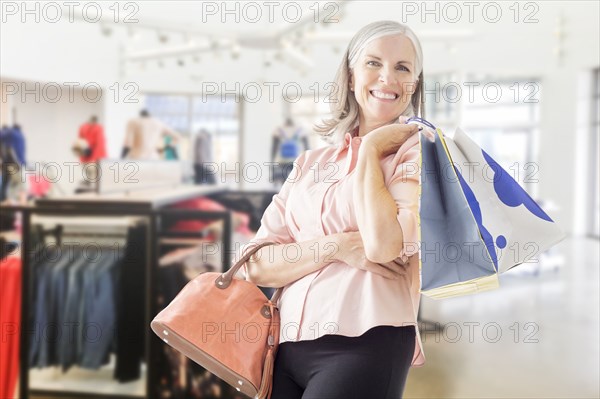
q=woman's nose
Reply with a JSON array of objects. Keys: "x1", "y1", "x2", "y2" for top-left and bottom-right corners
[{"x1": 378, "y1": 68, "x2": 396, "y2": 84}]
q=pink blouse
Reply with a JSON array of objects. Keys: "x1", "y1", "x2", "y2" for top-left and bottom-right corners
[{"x1": 241, "y1": 127, "x2": 425, "y2": 367}]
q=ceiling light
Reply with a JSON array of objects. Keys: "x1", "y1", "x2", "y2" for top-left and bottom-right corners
[
  {"x1": 184, "y1": 34, "x2": 196, "y2": 46},
  {"x1": 101, "y1": 25, "x2": 112, "y2": 37},
  {"x1": 158, "y1": 32, "x2": 169, "y2": 43},
  {"x1": 231, "y1": 44, "x2": 241, "y2": 59},
  {"x1": 128, "y1": 27, "x2": 140, "y2": 40}
]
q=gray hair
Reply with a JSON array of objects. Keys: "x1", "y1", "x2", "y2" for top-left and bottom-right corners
[{"x1": 315, "y1": 20, "x2": 425, "y2": 145}]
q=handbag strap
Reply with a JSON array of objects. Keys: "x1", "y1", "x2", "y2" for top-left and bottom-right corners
[{"x1": 214, "y1": 241, "x2": 283, "y2": 304}]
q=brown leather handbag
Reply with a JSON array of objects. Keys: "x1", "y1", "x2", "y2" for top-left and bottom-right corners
[{"x1": 151, "y1": 241, "x2": 282, "y2": 399}]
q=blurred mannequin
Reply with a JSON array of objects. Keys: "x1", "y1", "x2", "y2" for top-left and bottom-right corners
[
  {"x1": 122, "y1": 109, "x2": 181, "y2": 160},
  {"x1": 7, "y1": 124, "x2": 26, "y2": 166},
  {"x1": 193, "y1": 129, "x2": 216, "y2": 184},
  {"x1": 270, "y1": 117, "x2": 309, "y2": 185},
  {"x1": 72, "y1": 116, "x2": 106, "y2": 193},
  {"x1": 74, "y1": 115, "x2": 106, "y2": 163},
  {"x1": 271, "y1": 117, "x2": 309, "y2": 163},
  {"x1": 0, "y1": 124, "x2": 27, "y2": 203},
  {"x1": 162, "y1": 136, "x2": 179, "y2": 160}
]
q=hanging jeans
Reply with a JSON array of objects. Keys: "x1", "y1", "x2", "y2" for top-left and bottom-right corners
[{"x1": 271, "y1": 325, "x2": 416, "y2": 399}]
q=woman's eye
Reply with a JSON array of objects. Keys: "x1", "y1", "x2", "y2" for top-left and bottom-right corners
[
  {"x1": 367, "y1": 60, "x2": 380, "y2": 66},
  {"x1": 398, "y1": 65, "x2": 410, "y2": 72}
]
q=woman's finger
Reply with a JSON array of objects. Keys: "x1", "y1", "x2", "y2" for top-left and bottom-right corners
[
  {"x1": 392, "y1": 257, "x2": 409, "y2": 267},
  {"x1": 421, "y1": 127, "x2": 436, "y2": 143},
  {"x1": 376, "y1": 260, "x2": 407, "y2": 277},
  {"x1": 384, "y1": 260, "x2": 408, "y2": 274},
  {"x1": 365, "y1": 261, "x2": 403, "y2": 280}
]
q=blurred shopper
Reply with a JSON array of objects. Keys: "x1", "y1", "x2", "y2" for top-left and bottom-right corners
[
  {"x1": 122, "y1": 109, "x2": 181, "y2": 160},
  {"x1": 193, "y1": 128, "x2": 216, "y2": 184}
]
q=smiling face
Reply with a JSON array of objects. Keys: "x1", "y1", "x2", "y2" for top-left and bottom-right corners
[{"x1": 349, "y1": 34, "x2": 417, "y2": 133}]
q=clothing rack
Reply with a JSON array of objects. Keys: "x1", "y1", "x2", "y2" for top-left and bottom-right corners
[{"x1": 7, "y1": 186, "x2": 245, "y2": 399}]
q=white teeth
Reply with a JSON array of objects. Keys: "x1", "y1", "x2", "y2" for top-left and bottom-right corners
[{"x1": 371, "y1": 90, "x2": 397, "y2": 100}]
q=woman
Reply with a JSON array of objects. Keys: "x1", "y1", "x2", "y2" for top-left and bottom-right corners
[{"x1": 242, "y1": 20, "x2": 434, "y2": 398}]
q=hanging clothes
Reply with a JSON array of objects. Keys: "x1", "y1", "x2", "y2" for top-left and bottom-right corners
[
  {"x1": 0, "y1": 256, "x2": 21, "y2": 399},
  {"x1": 114, "y1": 224, "x2": 147, "y2": 382},
  {"x1": 28, "y1": 246, "x2": 123, "y2": 372}
]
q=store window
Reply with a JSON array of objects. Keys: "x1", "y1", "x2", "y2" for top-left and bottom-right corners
[
  {"x1": 191, "y1": 94, "x2": 240, "y2": 173},
  {"x1": 460, "y1": 76, "x2": 542, "y2": 195},
  {"x1": 424, "y1": 72, "x2": 460, "y2": 133},
  {"x1": 144, "y1": 95, "x2": 190, "y2": 133},
  {"x1": 144, "y1": 93, "x2": 241, "y2": 186}
]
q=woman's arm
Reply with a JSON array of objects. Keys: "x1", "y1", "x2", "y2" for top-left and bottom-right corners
[
  {"x1": 353, "y1": 145, "x2": 404, "y2": 264},
  {"x1": 245, "y1": 233, "x2": 343, "y2": 288},
  {"x1": 353, "y1": 122, "x2": 421, "y2": 264},
  {"x1": 247, "y1": 230, "x2": 410, "y2": 287}
]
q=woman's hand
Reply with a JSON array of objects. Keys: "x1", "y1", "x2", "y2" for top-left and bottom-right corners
[
  {"x1": 361, "y1": 116, "x2": 436, "y2": 158},
  {"x1": 331, "y1": 231, "x2": 409, "y2": 279}
]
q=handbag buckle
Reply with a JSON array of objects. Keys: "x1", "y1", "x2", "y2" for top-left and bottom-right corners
[
  {"x1": 215, "y1": 274, "x2": 230, "y2": 289},
  {"x1": 261, "y1": 305, "x2": 272, "y2": 319}
]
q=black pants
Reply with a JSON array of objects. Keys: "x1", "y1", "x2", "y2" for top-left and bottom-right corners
[{"x1": 271, "y1": 325, "x2": 416, "y2": 399}]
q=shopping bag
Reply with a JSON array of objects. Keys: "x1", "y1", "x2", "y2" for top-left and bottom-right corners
[
  {"x1": 418, "y1": 125, "x2": 499, "y2": 299},
  {"x1": 443, "y1": 127, "x2": 567, "y2": 274},
  {"x1": 413, "y1": 118, "x2": 566, "y2": 299}
]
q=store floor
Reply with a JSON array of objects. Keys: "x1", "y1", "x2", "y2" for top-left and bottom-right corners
[{"x1": 405, "y1": 237, "x2": 600, "y2": 399}]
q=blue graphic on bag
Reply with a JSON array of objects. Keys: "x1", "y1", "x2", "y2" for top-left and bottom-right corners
[
  {"x1": 279, "y1": 128, "x2": 302, "y2": 159},
  {"x1": 456, "y1": 170, "x2": 501, "y2": 271},
  {"x1": 481, "y1": 150, "x2": 553, "y2": 222},
  {"x1": 454, "y1": 148, "x2": 556, "y2": 271}
]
